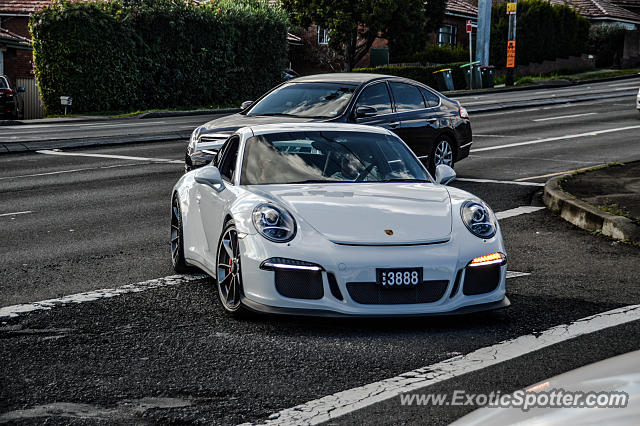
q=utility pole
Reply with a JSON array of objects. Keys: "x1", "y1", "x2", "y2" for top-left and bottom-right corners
[
  {"x1": 475, "y1": 0, "x2": 492, "y2": 66},
  {"x1": 505, "y1": 0, "x2": 517, "y2": 86}
]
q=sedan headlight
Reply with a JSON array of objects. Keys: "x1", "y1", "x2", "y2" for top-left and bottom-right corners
[
  {"x1": 188, "y1": 126, "x2": 202, "y2": 153},
  {"x1": 252, "y1": 203, "x2": 297, "y2": 243},
  {"x1": 461, "y1": 200, "x2": 497, "y2": 239}
]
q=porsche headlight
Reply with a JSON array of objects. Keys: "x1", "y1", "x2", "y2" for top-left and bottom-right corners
[
  {"x1": 252, "y1": 204, "x2": 297, "y2": 243},
  {"x1": 461, "y1": 200, "x2": 497, "y2": 239}
]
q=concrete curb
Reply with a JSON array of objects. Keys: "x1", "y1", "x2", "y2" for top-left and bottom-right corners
[{"x1": 543, "y1": 175, "x2": 640, "y2": 244}]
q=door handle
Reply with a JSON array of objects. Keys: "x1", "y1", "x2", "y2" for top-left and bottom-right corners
[{"x1": 389, "y1": 121, "x2": 400, "y2": 128}]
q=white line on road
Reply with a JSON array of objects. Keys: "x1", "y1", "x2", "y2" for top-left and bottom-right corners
[
  {"x1": 471, "y1": 125, "x2": 640, "y2": 153},
  {"x1": 496, "y1": 206, "x2": 545, "y2": 220},
  {"x1": 456, "y1": 177, "x2": 545, "y2": 187},
  {"x1": 1, "y1": 121, "x2": 167, "y2": 130},
  {"x1": 0, "y1": 210, "x2": 32, "y2": 217},
  {"x1": 0, "y1": 274, "x2": 207, "y2": 320},
  {"x1": 36, "y1": 149, "x2": 183, "y2": 164},
  {"x1": 472, "y1": 134, "x2": 515, "y2": 138},
  {"x1": 533, "y1": 112, "x2": 597, "y2": 122},
  {"x1": 251, "y1": 304, "x2": 640, "y2": 426},
  {"x1": 608, "y1": 80, "x2": 640, "y2": 87},
  {"x1": 0, "y1": 163, "x2": 140, "y2": 181},
  {"x1": 0, "y1": 269, "x2": 531, "y2": 320}
]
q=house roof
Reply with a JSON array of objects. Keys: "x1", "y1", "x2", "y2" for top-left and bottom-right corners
[
  {"x1": 445, "y1": 0, "x2": 478, "y2": 18},
  {"x1": 0, "y1": 1, "x2": 51, "y2": 14},
  {"x1": 551, "y1": 0, "x2": 640, "y2": 23},
  {"x1": 0, "y1": 27, "x2": 32, "y2": 48}
]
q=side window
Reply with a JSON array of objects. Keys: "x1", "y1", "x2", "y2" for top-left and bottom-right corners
[
  {"x1": 389, "y1": 82, "x2": 426, "y2": 112},
  {"x1": 420, "y1": 87, "x2": 440, "y2": 108},
  {"x1": 219, "y1": 136, "x2": 240, "y2": 183},
  {"x1": 355, "y1": 83, "x2": 393, "y2": 116}
]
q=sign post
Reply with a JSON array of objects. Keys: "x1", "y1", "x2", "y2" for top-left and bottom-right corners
[
  {"x1": 467, "y1": 20, "x2": 473, "y2": 89},
  {"x1": 505, "y1": 0, "x2": 517, "y2": 86}
]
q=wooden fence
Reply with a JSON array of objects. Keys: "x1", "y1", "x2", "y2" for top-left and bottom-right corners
[{"x1": 16, "y1": 77, "x2": 44, "y2": 119}]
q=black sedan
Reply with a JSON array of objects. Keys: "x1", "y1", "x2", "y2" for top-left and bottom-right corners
[
  {"x1": 0, "y1": 75, "x2": 25, "y2": 120},
  {"x1": 186, "y1": 73, "x2": 472, "y2": 173}
]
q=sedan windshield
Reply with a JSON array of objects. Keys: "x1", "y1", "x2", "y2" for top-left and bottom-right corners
[
  {"x1": 241, "y1": 131, "x2": 430, "y2": 185},
  {"x1": 247, "y1": 83, "x2": 356, "y2": 118}
]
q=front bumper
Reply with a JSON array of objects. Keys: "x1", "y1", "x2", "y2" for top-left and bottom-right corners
[{"x1": 237, "y1": 231, "x2": 507, "y2": 317}]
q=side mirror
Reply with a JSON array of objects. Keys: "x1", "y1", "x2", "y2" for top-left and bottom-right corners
[
  {"x1": 17, "y1": 87, "x2": 25, "y2": 93},
  {"x1": 194, "y1": 165, "x2": 225, "y2": 192},
  {"x1": 240, "y1": 100, "x2": 253, "y2": 110},
  {"x1": 355, "y1": 105, "x2": 377, "y2": 118},
  {"x1": 435, "y1": 164, "x2": 456, "y2": 185}
]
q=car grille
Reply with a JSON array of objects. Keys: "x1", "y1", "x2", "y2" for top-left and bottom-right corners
[
  {"x1": 462, "y1": 265, "x2": 501, "y2": 295},
  {"x1": 346, "y1": 281, "x2": 448, "y2": 305},
  {"x1": 274, "y1": 269, "x2": 324, "y2": 299}
]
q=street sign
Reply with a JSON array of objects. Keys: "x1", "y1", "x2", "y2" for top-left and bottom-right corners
[
  {"x1": 507, "y1": 2, "x2": 517, "y2": 15},
  {"x1": 506, "y1": 40, "x2": 516, "y2": 68},
  {"x1": 466, "y1": 20, "x2": 472, "y2": 34}
]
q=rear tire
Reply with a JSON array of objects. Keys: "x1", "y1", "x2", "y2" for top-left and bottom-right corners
[
  {"x1": 429, "y1": 137, "x2": 455, "y2": 175},
  {"x1": 170, "y1": 196, "x2": 190, "y2": 273}
]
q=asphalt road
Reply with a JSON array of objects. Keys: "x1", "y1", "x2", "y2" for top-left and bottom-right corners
[{"x1": 1, "y1": 83, "x2": 639, "y2": 424}]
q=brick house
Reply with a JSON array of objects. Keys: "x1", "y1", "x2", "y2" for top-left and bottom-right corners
[
  {"x1": 432, "y1": 0, "x2": 478, "y2": 50},
  {"x1": 0, "y1": 0, "x2": 49, "y2": 118}
]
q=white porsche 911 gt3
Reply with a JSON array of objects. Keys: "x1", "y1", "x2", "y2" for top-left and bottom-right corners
[{"x1": 171, "y1": 123, "x2": 509, "y2": 316}]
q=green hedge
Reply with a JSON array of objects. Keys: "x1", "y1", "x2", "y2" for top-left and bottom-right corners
[
  {"x1": 588, "y1": 25, "x2": 626, "y2": 67},
  {"x1": 490, "y1": 0, "x2": 589, "y2": 67},
  {"x1": 404, "y1": 45, "x2": 470, "y2": 65},
  {"x1": 352, "y1": 63, "x2": 467, "y2": 92},
  {"x1": 30, "y1": 0, "x2": 288, "y2": 114}
]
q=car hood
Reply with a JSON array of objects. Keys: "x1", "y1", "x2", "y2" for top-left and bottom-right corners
[
  {"x1": 249, "y1": 183, "x2": 452, "y2": 245},
  {"x1": 202, "y1": 113, "x2": 323, "y2": 132}
]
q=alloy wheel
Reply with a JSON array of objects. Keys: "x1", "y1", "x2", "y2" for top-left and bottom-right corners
[
  {"x1": 216, "y1": 226, "x2": 243, "y2": 311},
  {"x1": 433, "y1": 139, "x2": 454, "y2": 167}
]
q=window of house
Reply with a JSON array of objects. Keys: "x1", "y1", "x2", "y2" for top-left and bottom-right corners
[
  {"x1": 317, "y1": 26, "x2": 329, "y2": 45},
  {"x1": 437, "y1": 24, "x2": 457, "y2": 47}
]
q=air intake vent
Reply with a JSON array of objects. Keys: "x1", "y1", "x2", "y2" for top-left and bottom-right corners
[
  {"x1": 463, "y1": 264, "x2": 500, "y2": 295},
  {"x1": 346, "y1": 281, "x2": 448, "y2": 305},
  {"x1": 275, "y1": 270, "x2": 324, "y2": 300}
]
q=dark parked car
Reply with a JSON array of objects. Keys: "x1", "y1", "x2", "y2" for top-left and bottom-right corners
[
  {"x1": 186, "y1": 73, "x2": 472, "y2": 173},
  {"x1": 0, "y1": 75, "x2": 25, "y2": 119}
]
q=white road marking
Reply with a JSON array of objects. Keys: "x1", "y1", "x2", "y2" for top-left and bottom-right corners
[
  {"x1": 456, "y1": 177, "x2": 544, "y2": 187},
  {"x1": 0, "y1": 271, "x2": 531, "y2": 320},
  {"x1": 514, "y1": 163, "x2": 607, "y2": 181},
  {"x1": 608, "y1": 81, "x2": 640, "y2": 87},
  {"x1": 533, "y1": 112, "x2": 597, "y2": 122},
  {"x1": 471, "y1": 125, "x2": 640, "y2": 153},
  {"x1": 36, "y1": 149, "x2": 183, "y2": 164},
  {"x1": 1, "y1": 121, "x2": 167, "y2": 130},
  {"x1": 472, "y1": 134, "x2": 515, "y2": 138},
  {"x1": 0, "y1": 163, "x2": 139, "y2": 180},
  {"x1": 0, "y1": 274, "x2": 207, "y2": 320},
  {"x1": 496, "y1": 206, "x2": 545, "y2": 220},
  {"x1": 0, "y1": 210, "x2": 32, "y2": 217},
  {"x1": 252, "y1": 304, "x2": 640, "y2": 426},
  {"x1": 613, "y1": 86, "x2": 639, "y2": 91}
]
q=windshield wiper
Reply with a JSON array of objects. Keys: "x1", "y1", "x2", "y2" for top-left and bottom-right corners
[
  {"x1": 288, "y1": 179, "x2": 339, "y2": 184},
  {"x1": 379, "y1": 178, "x2": 430, "y2": 183}
]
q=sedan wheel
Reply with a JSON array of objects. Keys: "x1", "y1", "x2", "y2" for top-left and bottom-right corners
[
  {"x1": 170, "y1": 196, "x2": 190, "y2": 273},
  {"x1": 430, "y1": 138, "x2": 454, "y2": 173},
  {"x1": 216, "y1": 222, "x2": 245, "y2": 313}
]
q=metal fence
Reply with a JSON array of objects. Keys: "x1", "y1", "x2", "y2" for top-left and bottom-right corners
[{"x1": 16, "y1": 77, "x2": 44, "y2": 119}]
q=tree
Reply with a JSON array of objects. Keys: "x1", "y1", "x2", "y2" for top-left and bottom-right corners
[{"x1": 280, "y1": 0, "x2": 446, "y2": 71}]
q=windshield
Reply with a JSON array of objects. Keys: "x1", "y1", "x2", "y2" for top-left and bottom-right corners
[
  {"x1": 240, "y1": 131, "x2": 430, "y2": 185},
  {"x1": 247, "y1": 83, "x2": 356, "y2": 118}
]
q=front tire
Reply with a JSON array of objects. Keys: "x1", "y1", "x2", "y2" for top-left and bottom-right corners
[
  {"x1": 429, "y1": 137, "x2": 455, "y2": 175},
  {"x1": 216, "y1": 221, "x2": 248, "y2": 315}
]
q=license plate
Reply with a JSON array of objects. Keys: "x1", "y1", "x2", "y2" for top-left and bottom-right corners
[{"x1": 377, "y1": 268, "x2": 422, "y2": 287}]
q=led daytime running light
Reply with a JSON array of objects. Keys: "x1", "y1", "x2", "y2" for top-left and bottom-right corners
[{"x1": 469, "y1": 252, "x2": 504, "y2": 267}]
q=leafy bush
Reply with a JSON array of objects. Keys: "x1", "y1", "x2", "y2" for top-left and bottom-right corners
[
  {"x1": 490, "y1": 0, "x2": 589, "y2": 67},
  {"x1": 30, "y1": 0, "x2": 288, "y2": 114},
  {"x1": 353, "y1": 63, "x2": 467, "y2": 91},
  {"x1": 588, "y1": 25, "x2": 627, "y2": 67},
  {"x1": 404, "y1": 45, "x2": 470, "y2": 65}
]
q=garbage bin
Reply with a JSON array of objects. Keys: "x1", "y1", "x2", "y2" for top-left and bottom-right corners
[
  {"x1": 432, "y1": 68, "x2": 454, "y2": 92},
  {"x1": 480, "y1": 65, "x2": 495, "y2": 88},
  {"x1": 460, "y1": 62, "x2": 481, "y2": 90}
]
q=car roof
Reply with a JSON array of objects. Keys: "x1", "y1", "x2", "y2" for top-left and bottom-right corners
[
  {"x1": 289, "y1": 73, "x2": 393, "y2": 85},
  {"x1": 238, "y1": 122, "x2": 394, "y2": 137}
]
